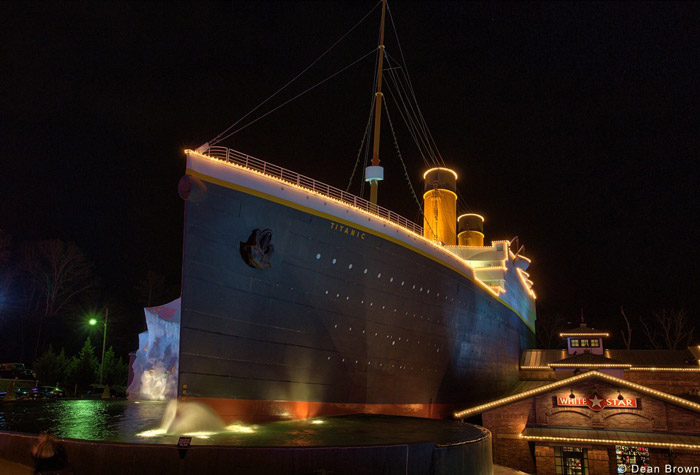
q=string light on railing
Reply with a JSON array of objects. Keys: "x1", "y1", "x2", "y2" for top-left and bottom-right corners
[{"x1": 186, "y1": 147, "x2": 535, "y2": 329}]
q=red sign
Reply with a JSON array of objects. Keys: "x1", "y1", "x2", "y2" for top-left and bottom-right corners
[{"x1": 554, "y1": 392, "x2": 640, "y2": 411}]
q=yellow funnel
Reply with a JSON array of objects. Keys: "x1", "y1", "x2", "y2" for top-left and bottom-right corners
[{"x1": 423, "y1": 168, "x2": 457, "y2": 245}]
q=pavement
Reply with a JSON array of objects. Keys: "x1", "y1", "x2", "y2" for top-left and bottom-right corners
[
  {"x1": 0, "y1": 457, "x2": 530, "y2": 474},
  {"x1": 0, "y1": 458, "x2": 32, "y2": 475},
  {"x1": 493, "y1": 464, "x2": 532, "y2": 475}
]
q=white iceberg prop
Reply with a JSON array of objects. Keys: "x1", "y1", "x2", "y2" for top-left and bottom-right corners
[{"x1": 127, "y1": 298, "x2": 180, "y2": 400}]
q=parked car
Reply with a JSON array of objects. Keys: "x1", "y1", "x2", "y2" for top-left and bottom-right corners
[
  {"x1": 32, "y1": 386, "x2": 66, "y2": 399},
  {"x1": 0, "y1": 362, "x2": 34, "y2": 380},
  {"x1": 0, "y1": 387, "x2": 33, "y2": 400}
]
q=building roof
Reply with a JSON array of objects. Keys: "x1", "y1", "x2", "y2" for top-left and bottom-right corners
[
  {"x1": 453, "y1": 370, "x2": 700, "y2": 419},
  {"x1": 559, "y1": 324, "x2": 609, "y2": 337},
  {"x1": 521, "y1": 348, "x2": 699, "y2": 370},
  {"x1": 548, "y1": 352, "x2": 630, "y2": 368},
  {"x1": 520, "y1": 349, "x2": 566, "y2": 368},
  {"x1": 521, "y1": 426, "x2": 700, "y2": 450},
  {"x1": 607, "y1": 349, "x2": 698, "y2": 367},
  {"x1": 498, "y1": 380, "x2": 553, "y2": 398}
]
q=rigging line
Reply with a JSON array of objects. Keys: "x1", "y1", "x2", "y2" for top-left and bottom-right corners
[
  {"x1": 382, "y1": 53, "x2": 440, "y2": 167},
  {"x1": 384, "y1": 75, "x2": 433, "y2": 166},
  {"x1": 383, "y1": 76, "x2": 430, "y2": 168},
  {"x1": 383, "y1": 64, "x2": 434, "y2": 167},
  {"x1": 381, "y1": 55, "x2": 429, "y2": 163},
  {"x1": 214, "y1": 49, "x2": 377, "y2": 144},
  {"x1": 382, "y1": 96, "x2": 426, "y2": 225},
  {"x1": 384, "y1": 52, "x2": 442, "y2": 167},
  {"x1": 385, "y1": 6, "x2": 443, "y2": 166},
  {"x1": 208, "y1": 0, "x2": 382, "y2": 146},
  {"x1": 346, "y1": 95, "x2": 377, "y2": 193},
  {"x1": 386, "y1": 5, "x2": 446, "y2": 165},
  {"x1": 383, "y1": 48, "x2": 467, "y2": 213}
]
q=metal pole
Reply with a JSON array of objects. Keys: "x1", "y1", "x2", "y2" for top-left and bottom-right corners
[
  {"x1": 369, "y1": 0, "x2": 388, "y2": 206},
  {"x1": 99, "y1": 307, "x2": 108, "y2": 385}
]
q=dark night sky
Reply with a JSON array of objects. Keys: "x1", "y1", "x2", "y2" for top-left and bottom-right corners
[{"x1": 2, "y1": 1, "x2": 699, "y2": 338}]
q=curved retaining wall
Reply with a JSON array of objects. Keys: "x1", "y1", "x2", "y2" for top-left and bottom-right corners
[{"x1": 0, "y1": 427, "x2": 493, "y2": 475}]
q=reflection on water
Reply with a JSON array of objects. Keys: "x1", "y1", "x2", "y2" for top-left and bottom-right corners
[
  {"x1": 0, "y1": 400, "x2": 478, "y2": 446},
  {"x1": 0, "y1": 400, "x2": 166, "y2": 443}
]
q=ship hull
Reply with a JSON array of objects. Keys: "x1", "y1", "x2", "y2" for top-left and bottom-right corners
[{"x1": 179, "y1": 159, "x2": 535, "y2": 422}]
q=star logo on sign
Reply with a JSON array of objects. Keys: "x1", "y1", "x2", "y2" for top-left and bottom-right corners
[
  {"x1": 586, "y1": 392, "x2": 607, "y2": 411},
  {"x1": 589, "y1": 395, "x2": 603, "y2": 408}
]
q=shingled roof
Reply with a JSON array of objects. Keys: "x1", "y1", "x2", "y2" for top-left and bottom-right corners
[
  {"x1": 548, "y1": 352, "x2": 630, "y2": 368},
  {"x1": 521, "y1": 348, "x2": 698, "y2": 369}
]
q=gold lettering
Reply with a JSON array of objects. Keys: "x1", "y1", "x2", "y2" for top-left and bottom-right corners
[{"x1": 329, "y1": 221, "x2": 367, "y2": 240}]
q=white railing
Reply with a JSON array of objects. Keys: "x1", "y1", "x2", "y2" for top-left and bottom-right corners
[{"x1": 203, "y1": 146, "x2": 424, "y2": 236}]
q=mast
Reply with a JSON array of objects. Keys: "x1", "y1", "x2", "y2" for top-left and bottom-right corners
[{"x1": 366, "y1": 0, "x2": 387, "y2": 206}]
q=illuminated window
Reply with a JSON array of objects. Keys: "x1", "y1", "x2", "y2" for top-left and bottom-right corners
[
  {"x1": 590, "y1": 339, "x2": 600, "y2": 348},
  {"x1": 554, "y1": 446, "x2": 588, "y2": 475},
  {"x1": 616, "y1": 446, "x2": 649, "y2": 474},
  {"x1": 580, "y1": 339, "x2": 589, "y2": 347},
  {"x1": 571, "y1": 339, "x2": 580, "y2": 348}
]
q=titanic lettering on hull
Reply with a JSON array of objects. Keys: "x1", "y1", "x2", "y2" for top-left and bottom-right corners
[{"x1": 329, "y1": 221, "x2": 366, "y2": 240}]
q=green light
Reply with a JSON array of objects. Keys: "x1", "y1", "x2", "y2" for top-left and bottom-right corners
[{"x1": 89, "y1": 318, "x2": 97, "y2": 326}]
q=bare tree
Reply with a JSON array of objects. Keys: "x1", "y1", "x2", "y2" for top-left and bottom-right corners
[
  {"x1": 135, "y1": 270, "x2": 177, "y2": 307},
  {"x1": 640, "y1": 308, "x2": 695, "y2": 350},
  {"x1": 536, "y1": 311, "x2": 566, "y2": 349},
  {"x1": 23, "y1": 240, "x2": 96, "y2": 359},
  {"x1": 619, "y1": 306, "x2": 633, "y2": 350}
]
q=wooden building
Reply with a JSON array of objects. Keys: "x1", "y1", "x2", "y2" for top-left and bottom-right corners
[{"x1": 455, "y1": 324, "x2": 700, "y2": 474}]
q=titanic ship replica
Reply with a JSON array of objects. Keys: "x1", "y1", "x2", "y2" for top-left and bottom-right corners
[{"x1": 175, "y1": 0, "x2": 536, "y2": 422}]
